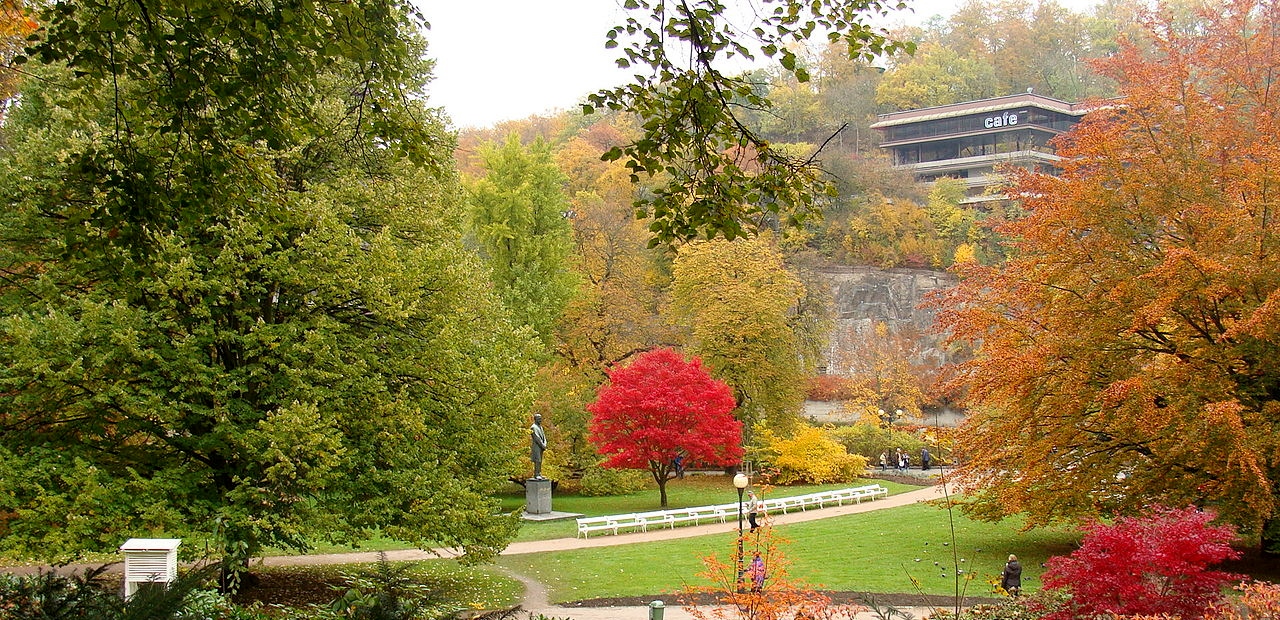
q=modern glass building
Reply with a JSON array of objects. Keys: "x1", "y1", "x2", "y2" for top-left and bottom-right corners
[{"x1": 871, "y1": 93, "x2": 1090, "y2": 204}]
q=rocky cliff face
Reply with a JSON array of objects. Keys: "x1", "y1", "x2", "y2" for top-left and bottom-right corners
[
  {"x1": 807, "y1": 266, "x2": 963, "y2": 425},
  {"x1": 816, "y1": 266, "x2": 957, "y2": 372}
]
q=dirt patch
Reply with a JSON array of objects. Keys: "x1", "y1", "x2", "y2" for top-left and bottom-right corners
[{"x1": 232, "y1": 567, "x2": 347, "y2": 609}]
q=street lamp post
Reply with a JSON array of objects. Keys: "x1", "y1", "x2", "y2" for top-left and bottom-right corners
[{"x1": 733, "y1": 472, "x2": 749, "y2": 592}]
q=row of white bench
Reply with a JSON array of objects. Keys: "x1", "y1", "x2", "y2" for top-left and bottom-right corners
[{"x1": 575, "y1": 484, "x2": 889, "y2": 538}]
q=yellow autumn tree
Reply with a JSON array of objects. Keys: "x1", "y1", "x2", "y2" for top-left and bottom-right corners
[
  {"x1": 1, "y1": 0, "x2": 36, "y2": 122},
  {"x1": 541, "y1": 123, "x2": 676, "y2": 472},
  {"x1": 669, "y1": 234, "x2": 815, "y2": 432}
]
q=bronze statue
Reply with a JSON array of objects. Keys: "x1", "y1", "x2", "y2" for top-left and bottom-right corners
[{"x1": 530, "y1": 414, "x2": 547, "y2": 480}]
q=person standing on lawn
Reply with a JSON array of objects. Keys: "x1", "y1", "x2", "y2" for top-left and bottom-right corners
[{"x1": 1001, "y1": 554, "x2": 1023, "y2": 597}]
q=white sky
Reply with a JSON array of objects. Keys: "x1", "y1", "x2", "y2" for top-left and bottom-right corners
[{"x1": 418, "y1": 0, "x2": 1099, "y2": 129}]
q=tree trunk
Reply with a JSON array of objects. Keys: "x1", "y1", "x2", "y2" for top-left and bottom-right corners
[
  {"x1": 1261, "y1": 517, "x2": 1280, "y2": 558},
  {"x1": 651, "y1": 461, "x2": 671, "y2": 507}
]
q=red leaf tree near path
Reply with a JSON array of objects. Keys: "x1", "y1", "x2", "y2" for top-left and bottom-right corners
[
  {"x1": 588, "y1": 348, "x2": 744, "y2": 507},
  {"x1": 1041, "y1": 506, "x2": 1242, "y2": 620}
]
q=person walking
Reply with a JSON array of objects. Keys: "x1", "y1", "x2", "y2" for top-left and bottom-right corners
[
  {"x1": 747, "y1": 491, "x2": 765, "y2": 531},
  {"x1": 921, "y1": 447, "x2": 932, "y2": 471},
  {"x1": 1001, "y1": 554, "x2": 1023, "y2": 598},
  {"x1": 879, "y1": 452, "x2": 888, "y2": 472}
]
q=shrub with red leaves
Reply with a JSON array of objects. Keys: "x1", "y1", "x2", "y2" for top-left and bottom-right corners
[{"x1": 1042, "y1": 506, "x2": 1242, "y2": 620}]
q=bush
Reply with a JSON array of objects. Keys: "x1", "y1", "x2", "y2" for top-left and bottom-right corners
[
  {"x1": 755, "y1": 426, "x2": 867, "y2": 485},
  {"x1": 930, "y1": 599, "x2": 1045, "y2": 620},
  {"x1": 1041, "y1": 505, "x2": 1242, "y2": 620},
  {"x1": 0, "y1": 564, "x2": 226, "y2": 620},
  {"x1": 577, "y1": 466, "x2": 648, "y2": 497}
]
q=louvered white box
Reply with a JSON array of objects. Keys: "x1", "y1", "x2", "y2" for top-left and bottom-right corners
[{"x1": 119, "y1": 538, "x2": 180, "y2": 598}]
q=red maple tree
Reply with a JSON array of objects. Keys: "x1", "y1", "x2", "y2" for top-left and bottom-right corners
[
  {"x1": 587, "y1": 348, "x2": 743, "y2": 506},
  {"x1": 1041, "y1": 506, "x2": 1242, "y2": 620}
]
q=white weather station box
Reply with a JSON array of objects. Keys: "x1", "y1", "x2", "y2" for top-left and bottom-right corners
[{"x1": 118, "y1": 538, "x2": 181, "y2": 598}]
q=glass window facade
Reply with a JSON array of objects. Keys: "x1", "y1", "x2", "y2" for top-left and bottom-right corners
[
  {"x1": 880, "y1": 108, "x2": 1081, "y2": 143},
  {"x1": 889, "y1": 128, "x2": 1060, "y2": 166}
]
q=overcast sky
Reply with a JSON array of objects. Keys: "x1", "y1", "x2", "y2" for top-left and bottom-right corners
[{"x1": 418, "y1": 0, "x2": 1099, "y2": 129}]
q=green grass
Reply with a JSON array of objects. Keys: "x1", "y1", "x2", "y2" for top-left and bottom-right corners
[
  {"x1": 501, "y1": 476, "x2": 924, "y2": 542},
  {"x1": 495, "y1": 502, "x2": 1080, "y2": 603}
]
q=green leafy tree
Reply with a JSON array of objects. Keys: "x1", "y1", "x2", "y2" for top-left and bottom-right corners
[
  {"x1": 669, "y1": 234, "x2": 815, "y2": 432},
  {"x1": 468, "y1": 134, "x2": 579, "y2": 348},
  {"x1": 0, "y1": 0, "x2": 535, "y2": 577},
  {"x1": 876, "y1": 43, "x2": 998, "y2": 110},
  {"x1": 587, "y1": 0, "x2": 913, "y2": 245}
]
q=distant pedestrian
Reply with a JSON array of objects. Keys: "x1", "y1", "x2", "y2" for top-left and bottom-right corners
[
  {"x1": 673, "y1": 453, "x2": 685, "y2": 478},
  {"x1": 921, "y1": 448, "x2": 932, "y2": 471},
  {"x1": 895, "y1": 448, "x2": 905, "y2": 472},
  {"x1": 879, "y1": 452, "x2": 888, "y2": 471},
  {"x1": 749, "y1": 552, "x2": 766, "y2": 592},
  {"x1": 748, "y1": 491, "x2": 764, "y2": 531},
  {"x1": 1001, "y1": 554, "x2": 1023, "y2": 598}
]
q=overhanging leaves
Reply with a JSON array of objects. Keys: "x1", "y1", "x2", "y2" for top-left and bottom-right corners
[{"x1": 586, "y1": 0, "x2": 913, "y2": 246}]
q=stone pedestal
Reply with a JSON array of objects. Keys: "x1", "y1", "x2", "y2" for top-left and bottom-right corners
[{"x1": 525, "y1": 478, "x2": 552, "y2": 515}]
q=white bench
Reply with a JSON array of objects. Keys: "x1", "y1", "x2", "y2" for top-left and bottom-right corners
[
  {"x1": 576, "y1": 514, "x2": 641, "y2": 537},
  {"x1": 573, "y1": 484, "x2": 890, "y2": 537},
  {"x1": 633, "y1": 510, "x2": 676, "y2": 531}
]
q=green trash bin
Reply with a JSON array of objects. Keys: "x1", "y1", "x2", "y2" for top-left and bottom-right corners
[{"x1": 648, "y1": 599, "x2": 665, "y2": 620}]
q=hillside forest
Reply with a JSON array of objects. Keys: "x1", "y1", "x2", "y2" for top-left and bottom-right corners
[{"x1": 451, "y1": 0, "x2": 1177, "y2": 465}]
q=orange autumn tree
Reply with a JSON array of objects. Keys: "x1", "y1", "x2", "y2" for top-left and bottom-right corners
[
  {"x1": 684, "y1": 526, "x2": 867, "y2": 620},
  {"x1": 934, "y1": 0, "x2": 1280, "y2": 549},
  {"x1": 1, "y1": 0, "x2": 37, "y2": 121}
]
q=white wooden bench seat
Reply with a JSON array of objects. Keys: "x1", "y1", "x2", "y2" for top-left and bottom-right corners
[{"x1": 573, "y1": 483, "x2": 889, "y2": 537}]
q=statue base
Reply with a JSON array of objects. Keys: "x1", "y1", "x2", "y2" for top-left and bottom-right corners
[{"x1": 525, "y1": 478, "x2": 552, "y2": 515}]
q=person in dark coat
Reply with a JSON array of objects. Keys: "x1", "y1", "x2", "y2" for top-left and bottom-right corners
[
  {"x1": 921, "y1": 447, "x2": 932, "y2": 471},
  {"x1": 1001, "y1": 554, "x2": 1023, "y2": 598}
]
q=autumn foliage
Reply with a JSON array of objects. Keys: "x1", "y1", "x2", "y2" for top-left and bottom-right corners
[
  {"x1": 684, "y1": 526, "x2": 868, "y2": 620},
  {"x1": 1040, "y1": 506, "x2": 1241, "y2": 620},
  {"x1": 934, "y1": 0, "x2": 1280, "y2": 541},
  {"x1": 755, "y1": 426, "x2": 867, "y2": 485},
  {"x1": 1, "y1": 0, "x2": 37, "y2": 117},
  {"x1": 587, "y1": 348, "x2": 743, "y2": 506}
]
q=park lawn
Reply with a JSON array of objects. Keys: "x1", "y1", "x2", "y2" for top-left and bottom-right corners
[
  {"x1": 494, "y1": 502, "x2": 1080, "y2": 603},
  {"x1": 265, "y1": 477, "x2": 920, "y2": 554},
  {"x1": 503, "y1": 476, "x2": 924, "y2": 542}
]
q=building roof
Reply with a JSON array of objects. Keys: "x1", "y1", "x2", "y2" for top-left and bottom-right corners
[{"x1": 871, "y1": 92, "x2": 1089, "y2": 129}]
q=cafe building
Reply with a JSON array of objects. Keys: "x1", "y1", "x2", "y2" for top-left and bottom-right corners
[{"x1": 871, "y1": 92, "x2": 1091, "y2": 204}]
